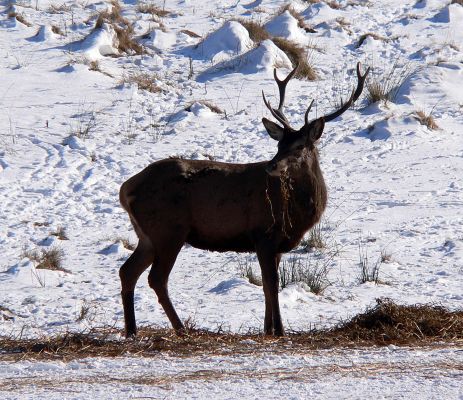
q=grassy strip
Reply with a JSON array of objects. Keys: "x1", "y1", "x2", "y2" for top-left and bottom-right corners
[{"x1": 1, "y1": 300, "x2": 462, "y2": 360}]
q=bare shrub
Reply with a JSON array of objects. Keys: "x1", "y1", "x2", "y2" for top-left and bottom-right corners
[
  {"x1": 414, "y1": 109, "x2": 439, "y2": 130},
  {"x1": 233, "y1": 18, "x2": 270, "y2": 43},
  {"x1": 271, "y1": 37, "x2": 317, "y2": 80}
]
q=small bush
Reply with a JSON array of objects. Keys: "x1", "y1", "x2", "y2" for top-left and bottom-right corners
[
  {"x1": 279, "y1": 255, "x2": 330, "y2": 294},
  {"x1": 300, "y1": 221, "x2": 325, "y2": 251},
  {"x1": 23, "y1": 247, "x2": 69, "y2": 273},
  {"x1": 238, "y1": 256, "x2": 262, "y2": 286},
  {"x1": 233, "y1": 18, "x2": 270, "y2": 43},
  {"x1": 414, "y1": 110, "x2": 439, "y2": 130},
  {"x1": 365, "y1": 61, "x2": 415, "y2": 105},
  {"x1": 271, "y1": 37, "x2": 317, "y2": 80},
  {"x1": 356, "y1": 32, "x2": 390, "y2": 48}
]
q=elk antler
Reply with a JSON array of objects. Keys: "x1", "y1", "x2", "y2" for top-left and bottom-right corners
[
  {"x1": 262, "y1": 64, "x2": 299, "y2": 131},
  {"x1": 322, "y1": 62, "x2": 370, "y2": 123}
]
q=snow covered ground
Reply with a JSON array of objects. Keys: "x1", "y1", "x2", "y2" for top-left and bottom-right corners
[{"x1": 1, "y1": 0, "x2": 462, "y2": 397}]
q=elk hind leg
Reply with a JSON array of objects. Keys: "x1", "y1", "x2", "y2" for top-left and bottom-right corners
[
  {"x1": 119, "y1": 240, "x2": 154, "y2": 338},
  {"x1": 148, "y1": 238, "x2": 185, "y2": 333}
]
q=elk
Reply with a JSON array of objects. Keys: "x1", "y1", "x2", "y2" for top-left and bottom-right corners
[{"x1": 119, "y1": 62, "x2": 369, "y2": 337}]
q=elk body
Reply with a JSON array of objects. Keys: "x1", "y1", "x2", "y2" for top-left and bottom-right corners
[{"x1": 119, "y1": 63, "x2": 369, "y2": 337}]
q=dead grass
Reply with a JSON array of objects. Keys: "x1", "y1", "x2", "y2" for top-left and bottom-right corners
[
  {"x1": 414, "y1": 110, "x2": 439, "y2": 130},
  {"x1": 93, "y1": 1, "x2": 143, "y2": 55},
  {"x1": 451, "y1": 0, "x2": 463, "y2": 5},
  {"x1": 233, "y1": 18, "x2": 270, "y2": 43},
  {"x1": 180, "y1": 29, "x2": 201, "y2": 38},
  {"x1": 137, "y1": 2, "x2": 169, "y2": 17},
  {"x1": 1, "y1": 300, "x2": 461, "y2": 360},
  {"x1": 50, "y1": 226, "x2": 69, "y2": 240},
  {"x1": 22, "y1": 247, "x2": 69, "y2": 273},
  {"x1": 184, "y1": 100, "x2": 223, "y2": 114},
  {"x1": 271, "y1": 37, "x2": 317, "y2": 80},
  {"x1": 277, "y1": 4, "x2": 316, "y2": 33},
  {"x1": 8, "y1": 12, "x2": 32, "y2": 27},
  {"x1": 121, "y1": 72, "x2": 162, "y2": 93},
  {"x1": 356, "y1": 32, "x2": 390, "y2": 48}
]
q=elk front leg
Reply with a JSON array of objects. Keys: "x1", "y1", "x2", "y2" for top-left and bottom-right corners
[
  {"x1": 256, "y1": 245, "x2": 284, "y2": 336},
  {"x1": 119, "y1": 241, "x2": 154, "y2": 338}
]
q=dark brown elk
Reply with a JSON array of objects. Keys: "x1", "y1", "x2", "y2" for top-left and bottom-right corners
[{"x1": 119, "y1": 63, "x2": 369, "y2": 337}]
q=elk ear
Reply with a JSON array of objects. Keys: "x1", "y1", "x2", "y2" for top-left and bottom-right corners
[
  {"x1": 262, "y1": 118, "x2": 284, "y2": 141},
  {"x1": 308, "y1": 118, "x2": 325, "y2": 142}
]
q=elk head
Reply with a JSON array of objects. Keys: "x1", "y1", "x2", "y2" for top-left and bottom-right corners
[{"x1": 262, "y1": 62, "x2": 370, "y2": 176}]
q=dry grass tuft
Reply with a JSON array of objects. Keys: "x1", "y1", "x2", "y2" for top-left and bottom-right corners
[
  {"x1": 277, "y1": 4, "x2": 316, "y2": 33},
  {"x1": 1, "y1": 300, "x2": 461, "y2": 360},
  {"x1": 184, "y1": 100, "x2": 223, "y2": 114},
  {"x1": 94, "y1": 1, "x2": 143, "y2": 55},
  {"x1": 272, "y1": 37, "x2": 317, "y2": 80},
  {"x1": 137, "y1": 3, "x2": 169, "y2": 17},
  {"x1": 233, "y1": 18, "x2": 270, "y2": 43},
  {"x1": 357, "y1": 32, "x2": 390, "y2": 48},
  {"x1": 326, "y1": 0, "x2": 341, "y2": 9},
  {"x1": 414, "y1": 110, "x2": 439, "y2": 130},
  {"x1": 22, "y1": 247, "x2": 69, "y2": 273},
  {"x1": 180, "y1": 29, "x2": 201, "y2": 38},
  {"x1": 50, "y1": 226, "x2": 69, "y2": 240},
  {"x1": 121, "y1": 72, "x2": 162, "y2": 93},
  {"x1": 9, "y1": 12, "x2": 32, "y2": 27}
]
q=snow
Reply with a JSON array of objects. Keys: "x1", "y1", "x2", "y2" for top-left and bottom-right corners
[{"x1": 0, "y1": 0, "x2": 462, "y2": 397}]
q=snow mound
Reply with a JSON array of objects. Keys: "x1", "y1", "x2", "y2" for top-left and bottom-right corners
[
  {"x1": 145, "y1": 29, "x2": 176, "y2": 51},
  {"x1": 195, "y1": 21, "x2": 253, "y2": 63},
  {"x1": 265, "y1": 10, "x2": 305, "y2": 41},
  {"x1": 78, "y1": 23, "x2": 119, "y2": 60},
  {"x1": 302, "y1": 2, "x2": 341, "y2": 26},
  {"x1": 28, "y1": 26, "x2": 59, "y2": 42},
  {"x1": 197, "y1": 39, "x2": 292, "y2": 80}
]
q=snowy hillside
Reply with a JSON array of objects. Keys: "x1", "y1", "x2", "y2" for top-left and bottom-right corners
[{"x1": 1, "y1": 0, "x2": 462, "y2": 397}]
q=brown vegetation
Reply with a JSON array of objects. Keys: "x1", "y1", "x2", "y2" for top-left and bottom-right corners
[
  {"x1": 1, "y1": 300, "x2": 461, "y2": 360},
  {"x1": 272, "y1": 37, "x2": 317, "y2": 80}
]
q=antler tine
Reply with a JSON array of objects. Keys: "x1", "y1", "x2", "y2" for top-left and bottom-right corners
[
  {"x1": 262, "y1": 91, "x2": 293, "y2": 131},
  {"x1": 274, "y1": 64, "x2": 299, "y2": 111},
  {"x1": 323, "y1": 62, "x2": 370, "y2": 123},
  {"x1": 304, "y1": 99, "x2": 315, "y2": 126}
]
